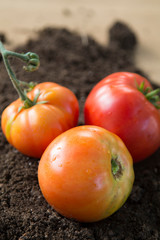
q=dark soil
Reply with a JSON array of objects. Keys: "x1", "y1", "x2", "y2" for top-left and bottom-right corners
[{"x1": 0, "y1": 21, "x2": 160, "y2": 240}]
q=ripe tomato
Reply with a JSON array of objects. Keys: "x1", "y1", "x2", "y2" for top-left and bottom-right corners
[
  {"x1": 1, "y1": 82, "x2": 79, "y2": 158},
  {"x1": 38, "y1": 125, "x2": 134, "y2": 222},
  {"x1": 84, "y1": 72, "x2": 160, "y2": 162}
]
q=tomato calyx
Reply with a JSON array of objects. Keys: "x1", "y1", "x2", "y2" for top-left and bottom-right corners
[
  {"x1": 18, "y1": 90, "x2": 48, "y2": 112},
  {"x1": 111, "y1": 155, "x2": 123, "y2": 180},
  {"x1": 137, "y1": 81, "x2": 160, "y2": 109},
  {"x1": 0, "y1": 41, "x2": 47, "y2": 111}
]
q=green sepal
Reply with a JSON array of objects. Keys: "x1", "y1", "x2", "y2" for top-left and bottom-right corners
[
  {"x1": 18, "y1": 89, "x2": 48, "y2": 112},
  {"x1": 18, "y1": 106, "x2": 25, "y2": 113},
  {"x1": 33, "y1": 90, "x2": 41, "y2": 105},
  {"x1": 19, "y1": 81, "x2": 37, "y2": 92},
  {"x1": 36, "y1": 101, "x2": 48, "y2": 105},
  {"x1": 137, "y1": 81, "x2": 160, "y2": 109}
]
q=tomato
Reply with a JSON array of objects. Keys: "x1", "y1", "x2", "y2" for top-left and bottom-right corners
[
  {"x1": 38, "y1": 125, "x2": 134, "y2": 222},
  {"x1": 84, "y1": 72, "x2": 160, "y2": 162},
  {"x1": 0, "y1": 42, "x2": 79, "y2": 158},
  {"x1": 1, "y1": 82, "x2": 79, "y2": 158}
]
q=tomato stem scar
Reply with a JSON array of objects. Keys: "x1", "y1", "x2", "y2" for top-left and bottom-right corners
[
  {"x1": 111, "y1": 156, "x2": 123, "y2": 179},
  {"x1": 0, "y1": 41, "x2": 45, "y2": 110}
]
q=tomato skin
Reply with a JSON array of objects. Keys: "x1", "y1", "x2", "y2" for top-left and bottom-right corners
[
  {"x1": 1, "y1": 82, "x2": 79, "y2": 158},
  {"x1": 38, "y1": 125, "x2": 134, "y2": 222},
  {"x1": 84, "y1": 72, "x2": 160, "y2": 162}
]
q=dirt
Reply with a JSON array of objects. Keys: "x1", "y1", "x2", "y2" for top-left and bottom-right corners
[{"x1": 0, "y1": 21, "x2": 160, "y2": 240}]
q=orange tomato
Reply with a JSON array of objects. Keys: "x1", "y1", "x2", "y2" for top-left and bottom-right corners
[
  {"x1": 1, "y1": 82, "x2": 79, "y2": 158},
  {"x1": 38, "y1": 125, "x2": 134, "y2": 222}
]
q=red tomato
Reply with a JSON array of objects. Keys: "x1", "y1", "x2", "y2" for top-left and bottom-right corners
[
  {"x1": 38, "y1": 125, "x2": 134, "y2": 222},
  {"x1": 84, "y1": 72, "x2": 160, "y2": 162},
  {"x1": 1, "y1": 82, "x2": 79, "y2": 158}
]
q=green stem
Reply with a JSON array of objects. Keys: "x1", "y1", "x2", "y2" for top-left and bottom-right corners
[
  {"x1": 137, "y1": 80, "x2": 160, "y2": 109},
  {"x1": 0, "y1": 41, "x2": 40, "y2": 108}
]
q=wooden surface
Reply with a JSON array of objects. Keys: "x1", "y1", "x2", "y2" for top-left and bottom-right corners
[{"x1": 0, "y1": 0, "x2": 160, "y2": 85}]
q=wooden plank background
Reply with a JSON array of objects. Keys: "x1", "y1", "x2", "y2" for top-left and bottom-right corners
[{"x1": 0, "y1": 0, "x2": 160, "y2": 85}]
